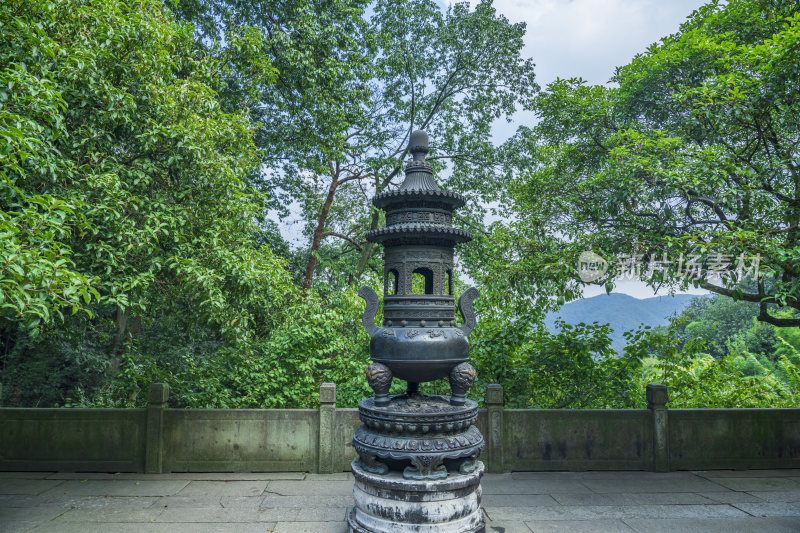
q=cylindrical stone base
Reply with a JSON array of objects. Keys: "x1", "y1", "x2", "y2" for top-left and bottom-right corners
[{"x1": 347, "y1": 459, "x2": 485, "y2": 533}]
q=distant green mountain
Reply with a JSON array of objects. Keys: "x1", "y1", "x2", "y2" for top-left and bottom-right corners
[{"x1": 544, "y1": 293, "x2": 704, "y2": 351}]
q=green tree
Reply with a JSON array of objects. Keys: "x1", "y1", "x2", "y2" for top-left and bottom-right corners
[
  {"x1": 0, "y1": 0, "x2": 295, "y2": 405},
  {"x1": 275, "y1": 0, "x2": 538, "y2": 290},
  {"x1": 675, "y1": 295, "x2": 761, "y2": 356},
  {"x1": 499, "y1": 0, "x2": 800, "y2": 324},
  {"x1": 470, "y1": 313, "x2": 644, "y2": 409}
]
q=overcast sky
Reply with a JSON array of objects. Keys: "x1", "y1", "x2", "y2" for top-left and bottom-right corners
[
  {"x1": 479, "y1": 0, "x2": 707, "y2": 86},
  {"x1": 476, "y1": 0, "x2": 709, "y2": 141}
]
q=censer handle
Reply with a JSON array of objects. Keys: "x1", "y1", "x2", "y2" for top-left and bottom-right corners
[
  {"x1": 457, "y1": 287, "x2": 480, "y2": 336},
  {"x1": 358, "y1": 286, "x2": 380, "y2": 336}
]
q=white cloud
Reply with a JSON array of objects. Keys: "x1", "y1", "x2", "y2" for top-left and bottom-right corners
[{"x1": 468, "y1": 0, "x2": 707, "y2": 86}]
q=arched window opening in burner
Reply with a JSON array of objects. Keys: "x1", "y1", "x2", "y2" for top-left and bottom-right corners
[
  {"x1": 386, "y1": 269, "x2": 399, "y2": 295},
  {"x1": 446, "y1": 269, "x2": 453, "y2": 295},
  {"x1": 411, "y1": 267, "x2": 434, "y2": 295}
]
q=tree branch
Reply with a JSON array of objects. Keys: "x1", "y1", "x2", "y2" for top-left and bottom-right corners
[
  {"x1": 320, "y1": 231, "x2": 363, "y2": 251},
  {"x1": 699, "y1": 280, "x2": 798, "y2": 309},
  {"x1": 759, "y1": 301, "x2": 800, "y2": 327}
]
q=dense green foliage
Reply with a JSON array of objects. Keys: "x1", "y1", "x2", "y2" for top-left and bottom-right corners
[
  {"x1": 1, "y1": 0, "x2": 295, "y2": 405},
  {"x1": 488, "y1": 0, "x2": 800, "y2": 326},
  {"x1": 636, "y1": 299, "x2": 800, "y2": 408},
  {"x1": 1, "y1": 0, "x2": 799, "y2": 410}
]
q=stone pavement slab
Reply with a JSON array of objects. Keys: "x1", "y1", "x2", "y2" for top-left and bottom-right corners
[
  {"x1": 265, "y1": 479, "x2": 355, "y2": 496},
  {"x1": 522, "y1": 519, "x2": 636, "y2": 532},
  {"x1": 484, "y1": 521, "x2": 535, "y2": 533},
  {"x1": 579, "y1": 477, "x2": 724, "y2": 493},
  {"x1": 748, "y1": 490, "x2": 800, "y2": 502},
  {"x1": 550, "y1": 491, "x2": 717, "y2": 506},
  {"x1": 259, "y1": 493, "x2": 355, "y2": 507},
  {"x1": 2, "y1": 469, "x2": 800, "y2": 532},
  {"x1": 621, "y1": 517, "x2": 800, "y2": 533},
  {"x1": 0, "y1": 479, "x2": 65, "y2": 495},
  {"x1": 732, "y1": 501, "x2": 800, "y2": 516},
  {"x1": 482, "y1": 474, "x2": 592, "y2": 494},
  {"x1": 697, "y1": 491, "x2": 766, "y2": 504},
  {"x1": 175, "y1": 480, "x2": 267, "y2": 497},
  {"x1": 53, "y1": 506, "x2": 164, "y2": 522},
  {"x1": 39, "y1": 479, "x2": 190, "y2": 497},
  {"x1": 482, "y1": 494, "x2": 559, "y2": 507},
  {"x1": 26, "y1": 524, "x2": 277, "y2": 532},
  {"x1": 273, "y1": 521, "x2": 348, "y2": 532},
  {"x1": 45, "y1": 472, "x2": 304, "y2": 481},
  {"x1": 703, "y1": 476, "x2": 800, "y2": 492},
  {"x1": 695, "y1": 469, "x2": 800, "y2": 478},
  {"x1": 483, "y1": 503, "x2": 748, "y2": 521}
]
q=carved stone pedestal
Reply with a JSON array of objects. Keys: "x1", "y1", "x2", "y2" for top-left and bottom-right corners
[
  {"x1": 353, "y1": 394, "x2": 484, "y2": 480},
  {"x1": 347, "y1": 459, "x2": 485, "y2": 533}
]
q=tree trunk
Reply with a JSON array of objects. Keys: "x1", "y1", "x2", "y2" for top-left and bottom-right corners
[
  {"x1": 351, "y1": 210, "x2": 381, "y2": 286},
  {"x1": 109, "y1": 306, "x2": 128, "y2": 374},
  {"x1": 302, "y1": 179, "x2": 339, "y2": 290}
]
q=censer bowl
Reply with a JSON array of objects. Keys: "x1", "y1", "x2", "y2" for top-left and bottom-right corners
[{"x1": 369, "y1": 326, "x2": 469, "y2": 383}]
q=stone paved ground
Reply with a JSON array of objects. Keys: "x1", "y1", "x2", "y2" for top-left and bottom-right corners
[{"x1": 2, "y1": 469, "x2": 800, "y2": 532}]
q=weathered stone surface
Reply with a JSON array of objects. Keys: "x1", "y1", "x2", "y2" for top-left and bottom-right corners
[
  {"x1": 162, "y1": 409, "x2": 318, "y2": 473},
  {"x1": 669, "y1": 409, "x2": 800, "y2": 470},
  {"x1": 175, "y1": 480, "x2": 267, "y2": 497},
  {"x1": 503, "y1": 409, "x2": 653, "y2": 471},
  {"x1": 155, "y1": 507, "x2": 288, "y2": 522},
  {"x1": 746, "y1": 490, "x2": 800, "y2": 502},
  {"x1": 25, "y1": 524, "x2": 278, "y2": 532},
  {"x1": 550, "y1": 492, "x2": 716, "y2": 506},
  {"x1": 481, "y1": 494, "x2": 558, "y2": 507},
  {"x1": 702, "y1": 477, "x2": 800, "y2": 492},
  {"x1": 40, "y1": 472, "x2": 304, "y2": 480},
  {"x1": 523, "y1": 520, "x2": 636, "y2": 533},
  {"x1": 622, "y1": 517, "x2": 800, "y2": 533},
  {"x1": 0, "y1": 472, "x2": 54, "y2": 479},
  {"x1": 0, "y1": 479, "x2": 65, "y2": 495},
  {"x1": 259, "y1": 494, "x2": 354, "y2": 508},
  {"x1": 694, "y1": 468, "x2": 800, "y2": 478},
  {"x1": 3, "y1": 470, "x2": 800, "y2": 532},
  {"x1": 348, "y1": 460, "x2": 485, "y2": 532},
  {"x1": 0, "y1": 408, "x2": 146, "y2": 472},
  {"x1": 699, "y1": 491, "x2": 766, "y2": 504},
  {"x1": 3, "y1": 402, "x2": 800, "y2": 474},
  {"x1": 39, "y1": 480, "x2": 189, "y2": 497},
  {"x1": 481, "y1": 522, "x2": 533, "y2": 533},
  {"x1": 732, "y1": 502, "x2": 800, "y2": 516},
  {"x1": 0, "y1": 505, "x2": 69, "y2": 523},
  {"x1": 482, "y1": 504, "x2": 747, "y2": 521},
  {"x1": 580, "y1": 477, "x2": 725, "y2": 494},
  {"x1": 481, "y1": 474, "x2": 591, "y2": 495},
  {"x1": 54, "y1": 507, "x2": 165, "y2": 522},
  {"x1": 266, "y1": 479, "x2": 354, "y2": 496},
  {"x1": 275, "y1": 521, "x2": 348, "y2": 533}
]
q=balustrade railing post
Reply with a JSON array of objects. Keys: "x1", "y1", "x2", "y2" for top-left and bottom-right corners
[
  {"x1": 486, "y1": 384, "x2": 505, "y2": 473},
  {"x1": 318, "y1": 383, "x2": 336, "y2": 474},
  {"x1": 145, "y1": 383, "x2": 169, "y2": 474},
  {"x1": 647, "y1": 383, "x2": 669, "y2": 472}
]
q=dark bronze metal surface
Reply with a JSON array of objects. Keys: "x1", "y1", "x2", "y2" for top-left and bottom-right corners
[{"x1": 354, "y1": 130, "x2": 483, "y2": 482}]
